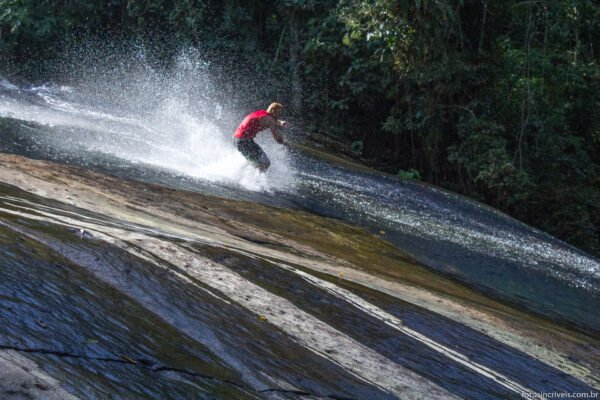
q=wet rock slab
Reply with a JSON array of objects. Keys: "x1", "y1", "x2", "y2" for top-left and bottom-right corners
[{"x1": 0, "y1": 153, "x2": 598, "y2": 399}]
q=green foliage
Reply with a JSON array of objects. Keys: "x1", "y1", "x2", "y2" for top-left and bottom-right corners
[
  {"x1": 1, "y1": 0, "x2": 599, "y2": 256},
  {"x1": 350, "y1": 140, "x2": 363, "y2": 157},
  {"x1": 0, "y1": 0, "x2": 121, "y2": 58},
  {"x1": 448, "y1": 117, "x2": 533, "y2": 210},
  {"x1": 397, "y1": 168, "x2": 421, "y2": 180}
]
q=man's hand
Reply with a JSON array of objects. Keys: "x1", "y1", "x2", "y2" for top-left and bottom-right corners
[{"x1": 279, "y1": 120, "x2": 290, "y2": 129}]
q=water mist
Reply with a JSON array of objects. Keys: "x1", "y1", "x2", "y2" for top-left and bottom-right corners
[{"x1": 0, "y1": 42, "x2": 296, "y2": 193}]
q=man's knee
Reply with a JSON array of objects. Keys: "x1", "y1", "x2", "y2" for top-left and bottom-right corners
[{"x1": 258, "y1": 159, "x2": 271, "y2": 172}]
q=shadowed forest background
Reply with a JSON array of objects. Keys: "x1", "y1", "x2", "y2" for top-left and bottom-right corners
[{"x1": 1, "y1": 0, "x2": 599, "y2": 257}]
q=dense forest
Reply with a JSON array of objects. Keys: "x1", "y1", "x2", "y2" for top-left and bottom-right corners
[{"x1": 1, "y1": 0, "x2": 599, "y2": 257}]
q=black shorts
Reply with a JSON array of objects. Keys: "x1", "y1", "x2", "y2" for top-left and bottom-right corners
[{"x1": 233, "y1": 137, "x2": 270, "y2": 167}]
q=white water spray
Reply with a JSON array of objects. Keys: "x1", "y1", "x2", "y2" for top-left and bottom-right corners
[{"x1": 0, "y1": 46, "x2": 295, "y2": 193}]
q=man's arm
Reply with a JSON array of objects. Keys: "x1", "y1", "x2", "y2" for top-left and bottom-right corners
[
  {"x1": 271, "y1": 126, "x2": 284, "y2": 144},
  {"x1": 264, "y1": 116, "x2": 286, "y2": 144}
]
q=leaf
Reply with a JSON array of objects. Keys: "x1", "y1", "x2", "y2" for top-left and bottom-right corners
[
  {"x1": 397, "y1": 169, "x2": 422, "y2": 180},
  {"x1": 120, "y1": 355, "x2": 137, "y2": 364},
  {"x1": 351, "y1": 140, "x2": 363, "y2": 156}
]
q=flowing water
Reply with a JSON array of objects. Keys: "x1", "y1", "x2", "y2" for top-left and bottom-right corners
[
  {"x1": 0, "y1": 49, "x2": 599, "y2": 398},
  {"x1": 1, "y1": 58, "x2": 598, "y2": 333}
]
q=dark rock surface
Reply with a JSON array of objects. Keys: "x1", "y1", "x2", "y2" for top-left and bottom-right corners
[{"x1": 0, "y1": 154, "x2": 597, "y2": 399}]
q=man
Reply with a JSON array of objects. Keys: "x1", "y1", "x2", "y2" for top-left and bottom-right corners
[{"x1": 233, "y1": 102, "x2": 290, "y2": 172}]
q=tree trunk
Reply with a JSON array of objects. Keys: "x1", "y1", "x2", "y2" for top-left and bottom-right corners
[{"x1": 289, "y1": 10, "x2": 303, "y2": 114}]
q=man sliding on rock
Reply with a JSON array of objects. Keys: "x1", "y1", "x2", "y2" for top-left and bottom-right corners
[{"x1": 233, "y1": 102, "x2": 290, "y2": 172}]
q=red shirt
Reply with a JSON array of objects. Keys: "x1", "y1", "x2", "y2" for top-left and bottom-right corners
[{"x1": 234, "y1": 110, "x2": 272, "y2": 139}]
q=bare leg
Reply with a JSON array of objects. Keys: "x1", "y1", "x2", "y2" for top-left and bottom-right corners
[{"x1": 257, "y1": 159, "x2": 271, "y2": 173}]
